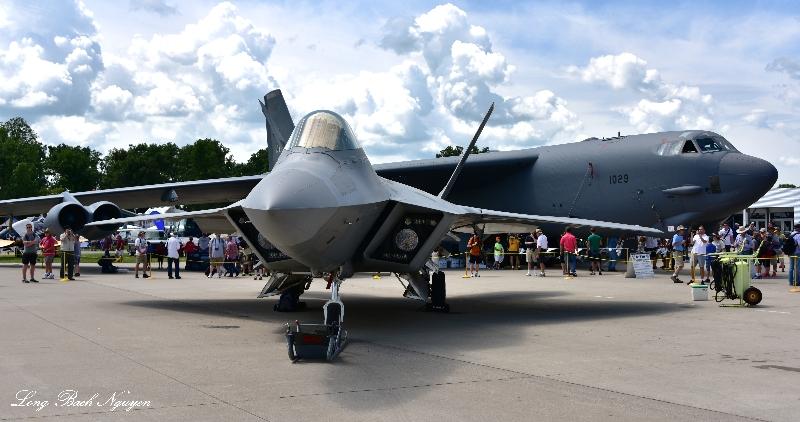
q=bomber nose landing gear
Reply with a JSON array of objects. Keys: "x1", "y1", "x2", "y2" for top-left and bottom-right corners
[{"x1": 285, "y1": 275, "x2": 347, "y2": 362}]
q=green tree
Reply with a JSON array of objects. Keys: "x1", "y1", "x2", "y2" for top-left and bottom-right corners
[
  {"x1": 176, "y1": 138, "x2": 238, "y2": 180},
  {"x1": 100, "y1": 143, "x2": 180, "y2": 188},
  {"x1": 0, "y1": 118, "x2": 47, "y2": 200},
  {"x1": 44, "y1": 144, "x2": 101, "y2": 193},
  {"x1": 435, "y1": 145, "x2": 490, "y2": 158},
  {"x1": 235, "y1": 148, "x2": 270, "y2": 175}
]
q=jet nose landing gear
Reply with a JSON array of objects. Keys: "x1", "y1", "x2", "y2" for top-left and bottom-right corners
[{"x1": 285, "y1": 275, "x2": 347, "y2": 362}]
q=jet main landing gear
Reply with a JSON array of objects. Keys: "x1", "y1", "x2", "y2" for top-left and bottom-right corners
[
  {"x1": 285, "y1": 275, "x2": 347, "y2": 362},
  {"x1": 426, "y1": 270, "x2": 450, "y2": 313}
]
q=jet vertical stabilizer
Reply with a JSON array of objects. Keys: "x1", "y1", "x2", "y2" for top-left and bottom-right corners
[{"x1": 259, "y1": 89, "x2": 295, "y2": 171}]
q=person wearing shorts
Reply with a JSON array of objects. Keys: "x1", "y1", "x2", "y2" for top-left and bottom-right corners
[
  {"x1": 524, "y1": 231, "x2": 536, "y2": 276},
  {"x1": 39, "y1": 229, "x2": 57, "y2": 279},
  {"x1": 20, "y1": 223, "x2": 40, "y2": 283},
  {"x1": 690, "y1": 226, "x2": 709, "y2": 284},
  {"x1": 134, "y1": 231, "x2": 150, "y2": 278},
  {"x1": 586, "y1": 227, "x2": 602, "y2": 275},
  {"x1": 467, "y1": 233, "x2": 482, "y2": 277}
]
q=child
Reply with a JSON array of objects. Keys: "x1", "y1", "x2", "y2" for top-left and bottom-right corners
[{"x1": 493, "y1": 236, "x2": 504, "y2": 270}]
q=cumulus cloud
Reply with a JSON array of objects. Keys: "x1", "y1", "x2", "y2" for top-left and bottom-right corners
[
  {"x1": 377, "y1": 2, "x2": 581, "y2": 150},
  {"x1": 570, "y1": 52, "x2": 715, "y2": 133},
  {"x1": 0, "y1": 1, "x2": 103, "y2": 118},
  {"x1": 0, "y1": 1, "x2": 281, "y2": 158},
  {"x1": 2, "y1": 1, "x2": 581, "y2": 163}
]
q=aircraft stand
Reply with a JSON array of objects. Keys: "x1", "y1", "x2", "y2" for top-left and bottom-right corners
[{"x1": 285, "y1": 274, "x2": 347, "y2": 362}]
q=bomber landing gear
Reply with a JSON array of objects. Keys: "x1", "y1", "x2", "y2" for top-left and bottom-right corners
[{"x1": 285, "y1": 274, "x2": 347, "y2": 362}]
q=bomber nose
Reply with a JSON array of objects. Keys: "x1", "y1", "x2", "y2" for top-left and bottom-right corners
[{"x1": 719, "y1": 153, "x2": 778, "y2": 198}]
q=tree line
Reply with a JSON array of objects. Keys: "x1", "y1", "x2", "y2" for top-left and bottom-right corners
[{"x1": 0, "y1": 117, "x2": 270, "y2": 201}]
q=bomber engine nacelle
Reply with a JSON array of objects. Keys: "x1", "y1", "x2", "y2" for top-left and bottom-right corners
[
  {"x1": 82, "y1": 201, "x2": 123, "y2": 239},
  {"x1": 40, "y1": 201, "x2": 123, "y2": 238},
  {"x1": 42, "y1": 202, "x2": 90, "y2": 235}
]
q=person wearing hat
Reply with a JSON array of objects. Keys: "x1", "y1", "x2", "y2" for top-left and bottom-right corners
[
  {"x1": 718, "y1": 222, "x2": 734, "y2": 252},
  {"x1": 134, "y1": 231, "x2": 150, "y2": 279},
  {"x1": 734, "y1": 225, "x2": 753, "y2": 255},
  {"x1": 755, "y1": 227, "x2": 776, "y2": 278},
  {"x1": 787, "y1": 223, "x2": 800, "y2": 286},
  {"x1": 670, "y1": 226, "x2": 686, "y2": 283}
]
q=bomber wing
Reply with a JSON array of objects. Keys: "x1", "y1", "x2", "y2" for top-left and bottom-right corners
[
  {"x1": 84, "y1": 204, "x2": 236, "y2": 231},
  {"x1": 0, "y1": 175, "x2": 262, "y2": 217}
]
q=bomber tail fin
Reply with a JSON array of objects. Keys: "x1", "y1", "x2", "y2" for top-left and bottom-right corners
[{"x1": 259, "y1": 89, "x2": 295, "y2": 171}]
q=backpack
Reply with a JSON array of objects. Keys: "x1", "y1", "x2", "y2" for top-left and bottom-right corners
[{"x1": 783, "y1": 232, "x2": 798, "y2": 256}]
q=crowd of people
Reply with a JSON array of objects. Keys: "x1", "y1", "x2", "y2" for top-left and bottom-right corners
[
  {"x1": 15, "y1": 227, "x2": 269, "y2": 283},
  {"x1": 456, "y1": 221, "x2": 800, "y2": 286},
  {"x1": 10, "y1": 220, "x2": 800, "y2": 287}
]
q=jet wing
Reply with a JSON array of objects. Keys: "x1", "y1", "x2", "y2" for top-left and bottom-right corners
[
  {"x1": 0, "y1": 175, "x2": 263, "y2": 217},
  {"x1": 452, "y1": 208, "x2": 663, "y2": 235},
  {"x1": 381, "y1": 178, "x2": 662, "y2": 235}
]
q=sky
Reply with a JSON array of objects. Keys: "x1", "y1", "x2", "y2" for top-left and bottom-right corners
[{"x1": 1, "y1": 0, "x2": 799, "y2": 183}]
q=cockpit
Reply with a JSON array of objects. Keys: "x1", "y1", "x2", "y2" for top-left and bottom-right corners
[
  {"x1": 657, "y1": 133, "x2": 739, "y2": 156},
  {"x1": 285, "y1": 110, "x2": 361, "y2": 151}
]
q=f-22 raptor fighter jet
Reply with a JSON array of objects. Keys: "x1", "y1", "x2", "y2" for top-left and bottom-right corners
[{"x1": 88, "y1": 102, "x2": 661, "y2": 360}]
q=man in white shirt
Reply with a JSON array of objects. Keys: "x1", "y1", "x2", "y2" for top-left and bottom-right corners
[
  {"x1": 690, "y1": 226, "x2": 709, "y2": 284},
  {"x1": 208, "y1": 234, "x2": 226, "y2": 278},
  {"x1": 166, "y1": 233, "x2": 182, "y2": 279},
  {"x1": 718, "y1": 223, "x2": 734, "y2": 252},
  {"x1": 536, "y1": 229, "x2": 548, "y2": 277}
]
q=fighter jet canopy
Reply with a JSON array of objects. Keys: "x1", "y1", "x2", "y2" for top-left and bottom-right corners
[{"x1": 285, "y1": 110, "x2": 360, "y2": 151}]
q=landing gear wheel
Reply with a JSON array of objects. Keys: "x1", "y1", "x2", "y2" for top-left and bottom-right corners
[
  {"x1": 428, "y1": 271, "x2": 450, "y2": 312},
  {"x1": 743, "y1": 286, "x2": 762, "y2": 306},
  {"x1": 286, "y1": 332, "x2": 298, "y2": 363}
]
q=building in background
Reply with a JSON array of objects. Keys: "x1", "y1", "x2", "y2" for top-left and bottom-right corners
[{"x1": 734, "y1": 188, "x2": 800, "y2": 232}]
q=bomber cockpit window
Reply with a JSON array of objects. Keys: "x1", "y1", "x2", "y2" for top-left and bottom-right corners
[
  {"x1": 286, "y1": 110, "x2": 360, "y2": 151},
  {"x1": 695, "y1": 137, "x2": 726, "y2": 153},
  {"x1": 681, "y1": 141, "x2": 698, "y2": 153}
]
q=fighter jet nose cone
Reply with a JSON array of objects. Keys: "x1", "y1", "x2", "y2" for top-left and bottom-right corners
[{"x1": 260, "y1": 168, "x2": 338, "y2": 211}]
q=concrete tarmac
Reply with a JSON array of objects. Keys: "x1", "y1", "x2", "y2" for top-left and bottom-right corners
[{"x1": 1, "y1": 262, "x2": 799, "y2": 421}]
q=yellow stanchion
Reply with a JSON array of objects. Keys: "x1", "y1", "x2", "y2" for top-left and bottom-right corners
[
  {"x1": 59, "y1": 251, "x2": 69, "y2": 282},
  {"x1": 462, "y1": 252, "x2": 471, "y2": 278}
]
